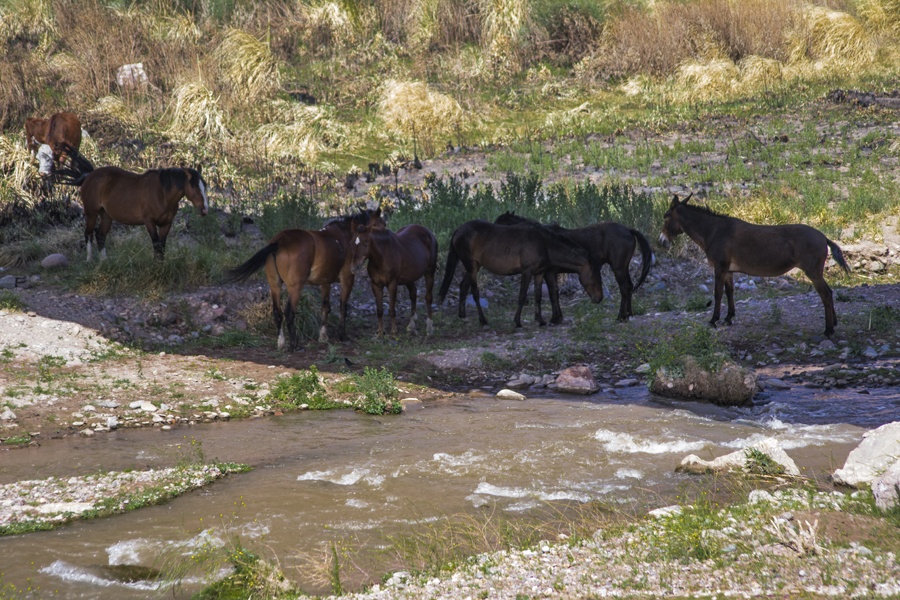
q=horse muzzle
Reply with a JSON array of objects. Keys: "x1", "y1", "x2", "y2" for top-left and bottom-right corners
[{"x1": 658, "y1": 233, "x2": 671, "y2": 247}]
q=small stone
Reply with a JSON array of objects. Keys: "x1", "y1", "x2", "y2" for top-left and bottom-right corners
[
  {"x1": 496, "y1": 389, "x2": 526, "y2": 400},
  {"x1": 79, "y1": 428, "x2": 95, "y2": 437},
  {"x1": 635, "y1": 363, "x2": 652, "y2": 374},
  {"x1": 615, "y1": 378, "x2": 639, "y2": 387},
  {"x1": 0, "y1": 408, "x2": 17, "y2": 421},
  {"x1": 41, "y1": 253, "x2": 69, "y2": 269},
  {"x1": 0, "y1": 275, "x2": 16, "y2": 289}
]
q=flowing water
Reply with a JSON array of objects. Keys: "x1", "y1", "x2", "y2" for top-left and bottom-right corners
[{"x1": 1, "y1": 385, "x2": 897, "y2": 598}]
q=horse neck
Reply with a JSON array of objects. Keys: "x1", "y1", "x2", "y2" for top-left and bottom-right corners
[
  {"x1": 366, "y1": 229, "x2": 394, "y2": 266},
  {"x1": 678, "y1": 207, "x2": 726, "y2": 251},
  {"x1": 541, "y1": 233, "x2": 587, "y2": 270}
]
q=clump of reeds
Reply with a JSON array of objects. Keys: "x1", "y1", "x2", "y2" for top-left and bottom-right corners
[
  {"x1": 214, "y1": 28, "x2": 281, "y2": 102},
  {"x1": 788, "y1": 5, "x2": 875, "y2": 69},
  {"x1": 856, "y1": 0, "x2": 900, "y2": 36},
  {"x1": 300, "y1": 1, "x2": 357, "y2": 51},
  {"x1": 0, "y1": 0, "x2": 55, "y2": 45},
  {"x1": 482, "y1": 0, "x2": 531, "y2": 73},
  {"x1": 166, "y1": 81, "x2": 230, "y2": 142},
  {"x1": 378, "y1": 79, "x2": 465, "y2": 155}
]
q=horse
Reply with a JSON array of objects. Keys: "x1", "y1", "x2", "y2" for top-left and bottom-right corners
[
  {"x1": 224, "y1": 210, "x2": 379, "y2": 351},
  {"x1": 659, "y1": 193, "x2": 850, "y2": 336},
  {"x1": 53, "y1": 144, "x2": 208, "y2": 260},
  {"x1": 496, "y1": 212, "x2": 654, "y2": 321},
  {"x1": 437, "y1": 220, "x2": 604, "y2": 328},
  {"x1": 352, "y1": 218, "x2": 439, "y2": 337},
  {"x1": 25, "y1": 112, "x2": 82, "y2": 163}
]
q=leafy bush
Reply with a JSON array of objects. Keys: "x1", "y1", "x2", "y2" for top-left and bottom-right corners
[
  {"x1": 353, "y1": 367, "x2": 401, "y2": 415},
  {"x1": 267, "y1": 366, "x2": 341, "y2": 410},
  {"x1": 647, "y1": 324, "x2": 729, "y2": 380}
]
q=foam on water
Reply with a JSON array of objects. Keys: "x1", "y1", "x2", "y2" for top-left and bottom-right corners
[
  {"x1": 40, "y1": 561, "x2": 164, "y2": 591},
  {"x1": 432, "y1": 450, "x2": 483, "y2": 467},
  {"x1": 297, "y1": 467, "x2": 383, "y2": 486},
  {"x1": 615, "y1": 468, "x2": 644, "y2": 479},
  {"x1": 469, "y1": 482, "x2": 592, "y2": 503},
  {"x1": 594, "y1": 429, "x2": 707, "y2": 454},
  {"x1": 722, "y1": 422, "x2": 858, "y2": 450}
]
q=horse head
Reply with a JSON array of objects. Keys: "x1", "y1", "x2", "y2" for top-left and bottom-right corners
[
  {"x1": 659, "y1": 192, "x2": 693, "y2": 246},
  {"x1": 349, "y1": 211, "x2": 375, "y2": 272},
  {"x1": 182, "y1": 168, "x2": 209, "y2": 216}
]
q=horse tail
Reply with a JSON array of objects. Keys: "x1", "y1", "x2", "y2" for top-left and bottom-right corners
[
  {"x1": 223, "y1": 243, "x2": 278, "y2": 284},
  {"x1": 630, "y1": 229, "x2": 654, "y2": 292},
  {"x1": 52, "y1": 142, "x2": 94, "y2": 187},
  {"x1": 827, "y1": 239, "x2": 851, "y2": 273},
  {"x1": 437, "y1": 241, "x2": 459, "y2": 304}
]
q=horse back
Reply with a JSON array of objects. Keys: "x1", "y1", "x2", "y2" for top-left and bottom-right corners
[
  {"x1": 725, "y1": 221, "x2": 829, "y2": 275},
  {"x1": 47, "y1": 112, "x2": 82, "y2": 156},
  {"x1": 453, "y1": 220, "x2": 549, "y2": 275},
  {"x1": 80, "y1": 167, "x2": 162, "y2": 225}
]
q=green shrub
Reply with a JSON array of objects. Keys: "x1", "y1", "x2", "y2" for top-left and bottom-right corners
[
  {"x1": 267, "y1": 366, "x2": 340, "y2": 410},
  {"x1": 353, "y1": 367, "x2": 401, "y2": 415},
  {"x1": 647, "y1": 324, "x2": 729, "y2": 380}
]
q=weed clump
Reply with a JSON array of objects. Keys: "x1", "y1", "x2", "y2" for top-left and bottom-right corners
[{"x1": 268, "y1": 366, "x2": 340, "y2": 410}]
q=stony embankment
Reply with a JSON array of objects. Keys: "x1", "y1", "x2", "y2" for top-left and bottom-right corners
[{"x1": 0, "y1": 463, "x2": 245, "y2": 535}]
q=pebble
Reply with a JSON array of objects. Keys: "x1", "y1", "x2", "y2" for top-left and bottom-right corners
[{"x1": 496, "y1": 389, "x2": 526, "y2": 400}]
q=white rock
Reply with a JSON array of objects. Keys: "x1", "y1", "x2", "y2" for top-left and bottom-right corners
[
  {"x1": 41, "y1": 253, "x2": 68, "y2": 269},
  {"x1": 678, "y1": 437, "x2": 801, "y2": 477},
  {"x1": 833, "y1": 422, "x2": 900, "y2": 487},
  {"x1": 496, "y1": 389, "x2": 526, "y2": 400},
  {"x1": 871, "y1": 459, "x2": 900, "y2": 510},
  {"x1": 0, "y1": 409, "x2": 16, "y2": 421}
]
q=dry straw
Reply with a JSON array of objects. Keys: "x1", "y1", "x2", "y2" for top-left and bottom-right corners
[
  {"x1": 0, "y1": 135, "x2": 39, "y2": 205},
  {"x1": 253, "y1": 100, "x2": 348, "y2": 165},
  {"x1": 166, "y1": 81, "x2": 229, "y2": 143},
  {"x1": 481, "y1": 0, "x2": 530, "y2": 73},
  {"x1": 378, "y1": 80, "x2": 464, "y2": 155},
  {"x1": 214, "y1": 28, "x2": 281, "y2": 102},
  {"x1": 857, "y1": 0, "x2": 900, "y2": 36},
  {"x1": 0, "y1": 0, "x2": 55, "y2": 44},
  {"x1": 788, "y1": 6, "x2": 875, "y2": 69}
]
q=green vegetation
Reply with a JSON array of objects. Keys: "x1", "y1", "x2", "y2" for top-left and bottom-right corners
[
  {"x1": 745, "y1": 447, "x2": 787, "y2": 477},
  {"x1": 353, "y1": 366, "x2": 402, "y2": 415},
  {"x1": 0, "y1": 290, "x2": 23, "y2": 311},
  {"x1": 267, "y1": 367, "x2": 337, "y2": 410},
  {"x1": 646, "y1": 323, "x2": 730, "y2": 380}
]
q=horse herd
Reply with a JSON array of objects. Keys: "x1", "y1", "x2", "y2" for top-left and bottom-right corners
[{"x1": 40, "y1": 130, "x2": 851, "y2": 348}]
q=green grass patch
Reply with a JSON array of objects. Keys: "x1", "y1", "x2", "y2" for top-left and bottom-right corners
[
  {"x1": 267, "y1": 366, "x2": 339, "y2": 411},
  {"x1": 646, "y1": 324, "x2": 730, "y2": 380},
  {"x1": 0, "y1": 290, "x2": 24, "y2": 311}
]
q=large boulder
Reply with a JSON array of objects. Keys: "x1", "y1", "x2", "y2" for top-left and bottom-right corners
[
  {"x1": 677, "y1": 437, "x2": 801, "y2": 477},
  {"x1": 650, "y1": 355, "x2": 757, "y2": 406},
  {"x1": 554, "y1": 365, "x2": 599, "y2": 395},
  {"x1": 832, "y1": 421, "x2": 900, "y2": 488}
]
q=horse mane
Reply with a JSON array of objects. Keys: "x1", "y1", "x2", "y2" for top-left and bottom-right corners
[
  {"x1": 681, "y1": 201, "x2": 730, "y2": 219},
  {"x1": 159, "y1": 168, "x2": 188, "y2": 192},
  {"x1": 323, "y1": 210, "x2": 371, "y2": 230}
]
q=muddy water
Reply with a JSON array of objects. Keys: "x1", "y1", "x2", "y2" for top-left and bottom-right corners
[{"x1": 1, "y1": 386, "x2": 897, "y2": 598}]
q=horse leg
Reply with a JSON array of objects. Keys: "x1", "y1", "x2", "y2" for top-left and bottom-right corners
[
  {"x1": 810, "y1": 275, "x2": 837, "y2": 336},
  {"x1": 156, "y1": 223, "x2": 173, "y2": 260},
  {"x1": 710, "y1": 268, "x2": 725, "y2": 328},
  {"x1": 97, "y1": 213, "x2": 114, "y2": 260},
  {"x1": 285, "y1": 282, "x2": 303, "y2": 351},
  {"x1": 468, "y1": 266, "x2": 488, "y2": 326},
  {"x1": 84, "y1": 210, "x2": 99, "y2": 262},
  {"x1": 458, "y1": 272, "x2": 471, "y2": 319},
  {"x1": 723, "y1": 272, "x2": 736, "y2": 325},
  {"x1": 532, "y1": 273, "x2": 546, "y2": 326},
  {"x1": 547, "y1": 273, "x2": 563, "y2": 325},
  {"x1": 371, "y1": 282, "x2": 385, "y2": 338},
  {"x1": 319, "y1": 284, "x2": 332, "y2": 343},
  {"x1": 144, "y1": 223, "x2": 164, "y2": 260},
  {"x1": 337, "y1": 272, "x2": 354, "y2": 342},
  {"x1": 613, "y1": 266, "x2": 633, "y2": 322},
  {"x1": 271, "y1": 288, "x2": 286, "y2": 350},
  {"x1": 513, "y1": 271, "x2": 530, "y2": 328},
  {"x1": 405, "y1": 282, "x2": 418, "y2": 335},
  {"x1": 424, "y1": 270, "x2": 435, "y2": 336}
]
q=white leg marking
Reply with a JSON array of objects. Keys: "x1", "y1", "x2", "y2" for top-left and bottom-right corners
[
  {"x1": 318, "y1": 325, "x2": 329, "y2": 343},
  {"x1": 100, "y1": 248, "x2": 107, "y2": 261},
  {"x1": 426, "y1": 317, "x2": 434, "y2": 336},
  {"x1": 277, "y1": 327, "x2": 285, "y2": 350}
]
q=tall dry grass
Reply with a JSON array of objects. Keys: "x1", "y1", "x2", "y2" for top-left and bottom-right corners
[
  {"x1": 214, "y1": 27, "x2": 281, "y2": 103},
  {"x1": 378, "y1": 80, "x2": 465, "y2": 155}
]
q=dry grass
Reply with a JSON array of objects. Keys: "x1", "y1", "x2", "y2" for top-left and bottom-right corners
[
  {"x1": 856, "y1": 0, "x2": 900, "y2": 36},
  {"x1": 788, "y1": 5, "x2": 876, "y2": 68},
  {"x1": 166, "y1": 81, "x2": 230, "y2": 142},
  {"x1": 214, "y1": 27, "x2": 281, "y2": 103},
  {"x1": 378, "y1": 79, "x2": 465, "y2": 155},
  {"x1": 482, "y1": 0, "x2": 531, "y2": 73}
]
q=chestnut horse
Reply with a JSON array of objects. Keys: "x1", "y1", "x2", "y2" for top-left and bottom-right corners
[
  {"x1": 437, "y1": 219, "x2": 604, "y2": 328},
  {"x1": 53, "y1": 144, "x2": 208, "y2": 260},
  {"x1": 660, "y1": 193, "x2": 850, "y2": 336},
  {"x1": 353, "y1": 219, "x2": 439, "y2": 337},
  {"x1": 496, "y1": 211, "x2": 654, "y2": 322},
  {"x1": 25, "y1": 112, "x2": 82, "y2": 163},
  {"x1": 224, "y1": 211, "x2": 379, "y2": 351}
]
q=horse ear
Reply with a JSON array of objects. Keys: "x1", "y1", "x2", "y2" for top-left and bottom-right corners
[
  {"x1": 669, "y1": 194, "x2": 680, "y2": 209},
  {"x1": 681, "y1": 192, "x2": 693, "y2": 205}
]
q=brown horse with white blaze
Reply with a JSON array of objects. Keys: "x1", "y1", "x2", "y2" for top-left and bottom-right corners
[
  {"x1": 224, "y1": 211, "x2": 378, "y2": 351},
  {"x1": 352, "y1": 218, "x2": 439, "y2": 337},
  {"x1": 659, "y1": 193, "x2": 850, "y2": 336},
  {"x1": 53, "y1": 144, "x2": 208, "y2": 260}
]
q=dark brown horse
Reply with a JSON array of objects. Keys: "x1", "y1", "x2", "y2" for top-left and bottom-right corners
[
  {"x1": 660, "y1": 193, "x2": 850, "y2": 336},
  {"x1": 54, "y1": 144, "x2": 208, "y2": 260},
  {"x1": 437, "y1": 220, "x2": 604, "y2": 328},
  {"x1": 224, "y1": 211, "x2": 378, "y2": 351},
  {"x1": 496, "y1": 212, "x2": 654, "y2": 321},
  {"x1": 352, "y1": 218, "x2": 439, "y2": 337},
  {"x1": 25, "y1": 111, "x2": 82, "y2": 163}
]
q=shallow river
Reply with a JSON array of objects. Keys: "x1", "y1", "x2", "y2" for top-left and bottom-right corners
[{"x1": 1, "y1": 384, "x2": 897, "y2": 598}]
